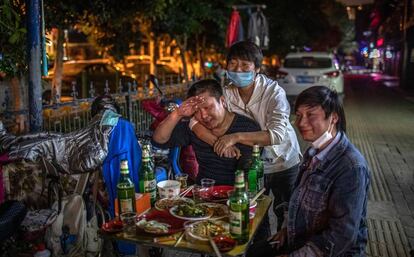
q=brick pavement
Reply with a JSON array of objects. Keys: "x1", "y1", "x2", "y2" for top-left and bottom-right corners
[{"x1": 345, "y1": 80, "x2": 414, "y2": 257}]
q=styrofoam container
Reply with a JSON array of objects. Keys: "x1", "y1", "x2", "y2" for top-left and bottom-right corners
[{"x1": 157, "y1": 180, "x2": 181, "y2": 199}]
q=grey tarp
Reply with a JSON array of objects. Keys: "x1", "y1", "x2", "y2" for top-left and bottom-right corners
[{"x1": 1, "y1": 113, "x2": 112, "y2": 174}]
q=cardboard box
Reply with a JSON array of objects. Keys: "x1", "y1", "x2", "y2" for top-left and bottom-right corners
[{"x1": 115, "y1": 193, "x2": 151, "y2": 216}]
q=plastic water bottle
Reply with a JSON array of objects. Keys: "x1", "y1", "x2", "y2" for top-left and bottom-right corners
[{"x1": 34, "y1": 243, "x2": 51, "y2": 257}]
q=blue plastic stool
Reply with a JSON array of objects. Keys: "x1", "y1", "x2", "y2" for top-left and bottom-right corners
[{"x1": 169, "y1": 146, "x2": 183, "y2": 177}]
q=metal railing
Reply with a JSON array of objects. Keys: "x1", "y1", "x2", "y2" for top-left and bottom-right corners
[{"x1": 1, "y1": 78, "x2": 193, "y2": 134}]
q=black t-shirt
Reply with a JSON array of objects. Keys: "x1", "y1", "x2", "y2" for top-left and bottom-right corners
[{"x1": 152, "y1": 114, "x2": 261, "y2": 185}]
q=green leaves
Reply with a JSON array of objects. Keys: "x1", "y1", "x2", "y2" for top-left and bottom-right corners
[{"x1": 0, "y1": 0, "x2": 27, "y2": 77}]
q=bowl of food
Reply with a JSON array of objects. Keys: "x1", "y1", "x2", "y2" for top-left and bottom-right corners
[
  {"x1": 213, "y1": 235, "x2": 236, "y2": 252},
  {"x1": 101, "y1": 220, "x2": 124, "y2": 233},
  {"x1": 170, "y1": 203, "x2": 213, "y2": 221},
  {"x1": 197, "y1": 203, "x2": 229, "y2": 220},
  {"x1": 184, "y1": 220, "x2": 230, "y2": 243},
  {"x1": 135, "y1": 209, "x2": 185, "y2": 235},
  {"x1": 157, "y1": 180, "x2": 181, "y2": 199},
  {"x1": 155, "y1": 197, "x2": 194, "y2": 211}
]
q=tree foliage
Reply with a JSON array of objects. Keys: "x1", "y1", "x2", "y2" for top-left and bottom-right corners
[
  {"x1": 0, "y1": 0, "x2": 353, "y2": 77},
  {"x1": 80, "y1": 0, "x2": 167, "y2": 61},
  {"x1": 0, "y1": 0, "x2": 27, "y2": 77}
]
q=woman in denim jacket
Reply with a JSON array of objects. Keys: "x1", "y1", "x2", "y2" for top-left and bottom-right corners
[{"x1": 248, "y1": 86, "x2": 370, "y2": 257}]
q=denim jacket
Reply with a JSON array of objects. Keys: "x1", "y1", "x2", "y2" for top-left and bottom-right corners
[{"x1": 287, "y1": 133, "x2": 370, "y2": 257}]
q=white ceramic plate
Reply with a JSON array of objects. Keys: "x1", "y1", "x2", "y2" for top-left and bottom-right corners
[{"x1": 185, "y1": 220, "x2": 230, "y2": 242}]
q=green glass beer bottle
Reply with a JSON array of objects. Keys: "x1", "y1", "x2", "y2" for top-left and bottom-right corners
[
  {"x1": 250, "y1": 144, "x2": 264, "y2": 192},
  {"x1": 117, "y1": 160, "x2": 136, "y2": 214},
  {"x1": 139, "y1": 144, "x2": 157, "y2": 205},
  {"x1": 229, "y1": 169, "x2": 250, "y2": 244},
  {"x1": 248, "y1": 149, "x2": 258, "y2": 195}
]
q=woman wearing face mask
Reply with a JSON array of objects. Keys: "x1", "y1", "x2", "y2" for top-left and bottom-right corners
[
  {"x1": 191, "y1": 41, "x2": 301, "y2": 238},
  {"x1": 248, "y1": 86, "x2": 370, "y2": 257}
]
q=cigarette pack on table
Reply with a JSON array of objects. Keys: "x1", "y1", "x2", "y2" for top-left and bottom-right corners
[{"x1": 115, "y1": 193, "x2": 151, "y2": 216}]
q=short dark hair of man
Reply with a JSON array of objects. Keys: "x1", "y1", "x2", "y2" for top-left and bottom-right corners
[
  {"x1": 187, "y1": 79, "x2": 223, "y2": 101},
  {"x1": 226, "y1": 41, "x2": 263, "y2": 69},
  {"x1": 91, "y1": 95, "x2": 120, "y2": 117},
  {"x1": 294, "y1": 86, "x2": 346, "y2": 133}
]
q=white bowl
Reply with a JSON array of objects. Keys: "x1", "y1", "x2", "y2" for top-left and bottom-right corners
[{"x1": 157, "y1": 180, "x2": 181, "y2": 199}]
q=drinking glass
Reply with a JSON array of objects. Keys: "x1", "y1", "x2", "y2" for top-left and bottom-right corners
[
  {"x1": 120, "y1": 212, "x2": 137, "y2": 235},
  {"x1": 175, "y1": 173, "x2": 188, "y2": 189},
  {"x1": 192, "y1": 185, "x2": 203, "y2": 203},
  {"x1": 200, "y1": 178, "x2": 215, "y2": 199}
]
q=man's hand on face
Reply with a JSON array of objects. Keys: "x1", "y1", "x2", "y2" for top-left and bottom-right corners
[
  {"x1": 213, "y1": 133, "x2": 238, "y2": 157},
  {"x1": 176, "y1": 96, "x2": 204, "y2": 118}
]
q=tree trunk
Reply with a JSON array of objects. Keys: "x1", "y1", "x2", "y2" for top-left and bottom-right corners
[
  {"x1": 197, "y1": 35, "x2": 207, "y2": 78},
  {"x1": 153, "y1": 35, "x2": 159, "y2": 78},
  {"x1": 148, "y1": 32, "x2": 159, "y2": 80},
  {"x1": 52, "y1": 28, "x2": 64, "y2": 103},
  {"x1": 9, "y1": 74, "x2": 28, "y2": 133},
  {"x1": 176, "y1": 34, "x2": 188, "y2": 82}
]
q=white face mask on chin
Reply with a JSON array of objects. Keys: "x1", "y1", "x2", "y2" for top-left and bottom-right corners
[{"x1": 311, "y1": 117, "x2": 334, "y2": 149}]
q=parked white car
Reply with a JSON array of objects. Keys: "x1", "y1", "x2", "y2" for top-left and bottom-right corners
[{"x1": 276, "y1": 52, "x2": 344, "y2": 100}]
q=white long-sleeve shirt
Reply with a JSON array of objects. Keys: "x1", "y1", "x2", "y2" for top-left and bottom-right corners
[{"x1": 223, "y1": 74, "x2": 301, "y2": 173}]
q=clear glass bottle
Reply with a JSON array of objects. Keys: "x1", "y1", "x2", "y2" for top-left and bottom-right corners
[
  {"x1": 229, "y1": 169, "x2": 250, "y2": 244},
  {"x1": 139, "y1": 143, "x2": 156, "y2": 205},
  {"x1": 117, "y1": 160, "x2": 136, "y2": 214}
]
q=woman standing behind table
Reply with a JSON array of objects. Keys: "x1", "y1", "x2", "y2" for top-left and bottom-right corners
[
  {"x1": 192, "y1": 41, "x2": 301, "y2": 236},
  {"x1": 248, "y1": 86, "x2": 370, "y2": 257}
]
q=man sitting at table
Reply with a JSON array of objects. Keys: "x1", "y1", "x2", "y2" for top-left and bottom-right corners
[{"x1": 152, "y1": 79, "x2": 260, "y2": 185}]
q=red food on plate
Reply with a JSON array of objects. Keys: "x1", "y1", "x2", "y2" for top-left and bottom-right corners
[
  {"x1": 210, "y1": 185, "x2": 234, "y2": 201},
  {"x1": 136, "y1": 209, "x2": 185, "y2": 235},
  {"x1": 101, "y1": 220, "x2": 124, "y2": 233},
  {"x1": 213, "y1": 235, "x2": 236, "y2": 252}
]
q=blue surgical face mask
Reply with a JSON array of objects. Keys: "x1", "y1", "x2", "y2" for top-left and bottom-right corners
[
  {"x1": 100, "y1": 109, "x2": 121, "y2": 127},
  {"x1": 226, "y1": 71, "x2": 255, "y2": 88}
]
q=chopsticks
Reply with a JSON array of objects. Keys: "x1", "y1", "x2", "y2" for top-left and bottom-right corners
[
  {"x1": 173, "y1": 231, "x2": 185, "y2": 247},
  {"x1": 179, "y1": 185, "x2": 194, "y2": 198},
  {"x1": 207, "y1": 229, "x2": 223, "y2": 257},
  {"x1": 250, "y1": 187, "x2": 266, "y2": 205},
  {"x1": 153, "y1": 235, "x2": 177, "y2": 243}
]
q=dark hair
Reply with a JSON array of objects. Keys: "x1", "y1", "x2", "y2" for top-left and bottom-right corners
[
  {"x1": 91, "y1": 95, "x2": 120, "y2": 117},
  {"x1": 294, "y1": 86, "x2": 346, "y2": 133},
  {"x1": 226, "y1": 41, "x2": 263, "y2": 69},
  {"x1": 187, "y1": 79, "x2": 223, "y2": 101}
]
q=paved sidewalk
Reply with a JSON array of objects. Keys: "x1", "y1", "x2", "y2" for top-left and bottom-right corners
[{"x1": 345, "y1": 80, "x2": 414, "y2": 257}]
